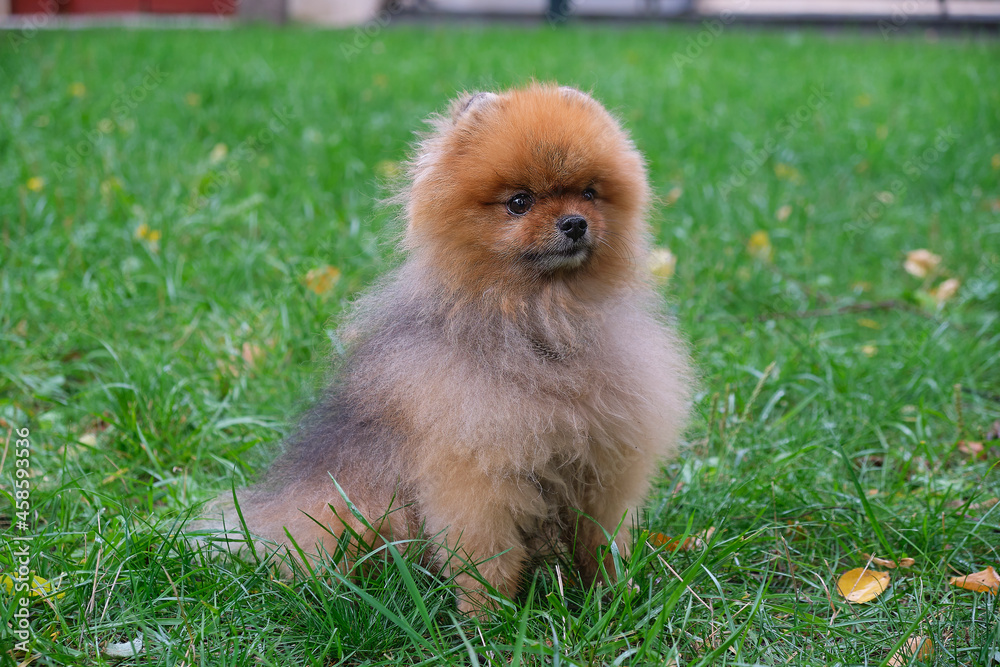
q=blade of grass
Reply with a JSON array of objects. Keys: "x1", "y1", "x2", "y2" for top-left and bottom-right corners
[{"x1": 839, "y1": 444, "x2": 897, "y2": 561}]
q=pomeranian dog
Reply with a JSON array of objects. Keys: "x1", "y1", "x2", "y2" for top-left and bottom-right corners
[{"x1": 200, "y1": 83, "x2": 692, "y2": 614}]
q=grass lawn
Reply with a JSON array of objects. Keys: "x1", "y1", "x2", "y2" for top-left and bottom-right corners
[{"x1": 1, "y1": 21, "x2": 999, "y2": 666}]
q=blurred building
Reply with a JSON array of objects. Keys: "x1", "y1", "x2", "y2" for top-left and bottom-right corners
[{"x1": 2, "y1": 0, "x2": 998, "y2": 24}]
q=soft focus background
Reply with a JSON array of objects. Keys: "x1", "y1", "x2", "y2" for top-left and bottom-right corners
[{"x1": 1, "y1": 5, "x2": 999, "y2": 665}]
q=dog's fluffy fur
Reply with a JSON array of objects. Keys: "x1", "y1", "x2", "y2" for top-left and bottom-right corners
[{"x1": 200, "y1": 84, "x2": 693, "y2": 614}]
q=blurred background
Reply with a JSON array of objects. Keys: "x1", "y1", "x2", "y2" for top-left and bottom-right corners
[{"x1": 3, "y1": 0, "x2": 1000, "y2": 26}]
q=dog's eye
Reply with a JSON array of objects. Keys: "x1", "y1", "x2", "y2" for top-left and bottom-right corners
[
  {"x1": 506, "y1": 193, "x2": 534, "y2": 216},
  {"x1": 582, "y1": 188, "x2": 596, "y2": 201}
]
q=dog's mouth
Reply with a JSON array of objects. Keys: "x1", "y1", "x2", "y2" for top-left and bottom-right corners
[{"x1": 521, "y1": 242, "x2": 592, "y2": 271}]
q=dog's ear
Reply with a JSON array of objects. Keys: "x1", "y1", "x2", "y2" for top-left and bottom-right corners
[
  {"x1": 448, "y1": 91, "x2": 499, "y2": 123},
  {"x1": 559, "y1": 86, "x2": 595, "y2": 103}
]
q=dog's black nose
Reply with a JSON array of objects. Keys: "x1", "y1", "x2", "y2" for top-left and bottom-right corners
[{"x1": 557, "y1": 215, "x2": 588, "y2": 242}]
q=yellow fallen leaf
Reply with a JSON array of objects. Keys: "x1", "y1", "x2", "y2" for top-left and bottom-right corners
[
  {"x1": 949, "y1": 566, "x2": 999, "y2": 594},
  {"x1": 648, "y1": 248, "x2": 677, "y2": 280},
  {"x1": 69, "y1": 82, "x2": 87, "y2": 98},
  {"x1": 858, "y1": 318, "x2": 881, "y2": 329},
  {"x1": 375, "y1": 160, "x2": 401, "y2": 179},
  {"x1": 888, "y1": 636, "x2": 933, "y2": 666},
  {"x1": 861, "y1": 344, "x2": 877, "y2": 358},
  {"x1": 773, "y1": 163, "x2": 802, "y2": 184},
  {"x1": 26, "y1": 176, "x2": 45, "y2": 192},
  {"x1": 747, "y1": 230, "x2": 773, "y2": 263},
  {"x1": 775, "y1": 204, "x2": 792, "y2": 222},
  {"x1": 903, "y1": 249, "x2": 941, "y2": 278},
  {"x1": 209, "y1": 143, "x2": 228, "y2": 164},
  {"x1": 135, "y1": 223, "x2": 161, "y2": 242},
  {"x1": 992, "y1": 153, "x2": 1000, "y2": 170},
  {"x1": 836, "y1": 567, "x2": 890, "y2": 603},
  {"x1": 0, "y1": 573, "x2": 65, "y2": 599},
  {"x1": 304, "y1": 265, "x2": 341, "y2": 295}
]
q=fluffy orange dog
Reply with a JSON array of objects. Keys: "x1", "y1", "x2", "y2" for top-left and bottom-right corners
[{"x1": 203, "y1": 84, "x2": 692, "y2": 614}]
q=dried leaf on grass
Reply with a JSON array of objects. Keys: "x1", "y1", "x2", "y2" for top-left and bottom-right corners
[
  {"x1": 663, "y1": 186, "x2": 683, "y2": 205},
  {"x1": 969, "y1": 497, "x2": 999, "y2": 511},
  {"x1": 648, "y1": 248, "x2": 677, "y2": 280},
  {"x1": 648, "y1": 527, "x2": 715, "y2": 552},
  {"x1": 375, "y1": 160, "x2": 401, "y2": 179},
  {"x1": 958, "y1": 440, "x2": 984, "y2": 458},
  {"x1": 747, "y1": 230, "x2": 773, "y2": 263},
  {"x1": 241, "y1": 342, "x2": 264, "y2": 368},
  {"x1": 836, "y1": 567, "x2": 890, "y2": 603},
  {"x1": 930, "y1": 277, "x2": 961, "y2": 304},
  {"x1": 957, "y1": 440, "x2": 998, "y2": 460},
  {"x1": 863, "y1": 554, "x2": 915, "y2": 569},
  {"x1": 949, "y1": 566, "x2": 999, "y2": 595},
  {"x1": 903, "y1": 249, "x2": 941, "y2": 278},
  {"x1": 773, "y1": 163, "x2": 802, "y2": 183},
  {"x1": 887, "y1": 636, "x2": 933, "y2": 666},
  {"x1": 304, "y1": 265, "x2": 341, "y2": 295},
  {"x1": 0, "y1": 573, "x2": 65, "y2": 599}
]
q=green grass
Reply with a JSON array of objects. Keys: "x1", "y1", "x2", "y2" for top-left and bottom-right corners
[{"x1": 1, "y1": 22, "x2": 999, "y2": 666}]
